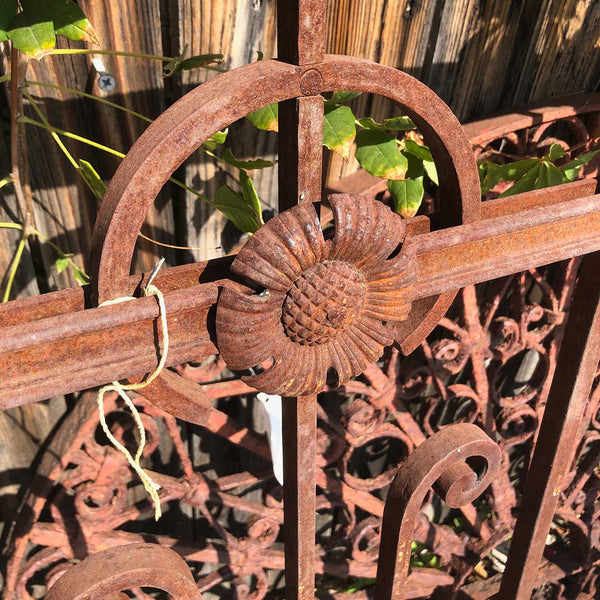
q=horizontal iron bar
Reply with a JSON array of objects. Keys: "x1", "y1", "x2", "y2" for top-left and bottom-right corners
[
  {"x1": 410, "y1": 191, "x2": 600, "y2": 299},
  {"x1": 0, "y1": 181, "x2": 597, "y2": 409}
]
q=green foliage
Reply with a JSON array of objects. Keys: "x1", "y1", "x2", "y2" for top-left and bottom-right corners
[
  {"x1": 326, "y1": 91, "x2": 362, "y2": 105},
  {"x1": 77, "y1": 160, "x2": 106, "y2": 201},
  {"x1": 479, "y1": 143, "x2": 599, "y2": 197},
  {"x1": 221, "y1": 148, "x2": 275, "y2": 170},
  {"x1": 357, "y1": 116, "x2": 416, "y2": 131},
  {"x1": 355, "y1": 129, "x2": 408, "y2": 180},
  {"x1": 201, "y1": 129, "x2": 229, "y2": 151},
  {"x1": 209, "y1": 170, "x2": 264, "y2": 234},
  {"x1": 4, "y1": 0, "x2": 99, "y2": 58},
  {"x1": 562, "y1": 150, "x2": 600, "y2": 182},
  {"x1": 163, "y1": 45, "x2": 223, "y2": 77},
  {"x1": 245, "y1": 103, "x2": 279, "y2": 132},
  {"x1": 339, "y1": 578, "x2": 376, "y2": 593},
  {"x1": 411, "y1": 542, "x2": 441, "y2": 569},
  {"x1": 388, "y1": 177, "x2": 424, "y2": 218},
  {"x1": 323, "y1": 104, "x2": 356, "y2": 160}
]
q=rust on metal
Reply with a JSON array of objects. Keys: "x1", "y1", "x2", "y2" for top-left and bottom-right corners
[
  {"x1": 45, "y1": 543, "x2": 203, "y2": 600},
  {"x1": 1, "y1": 0, "x2": 600, "y2": 598},
  {"x1": 498, "y1": 251, "x2": 600, "y2": 600},
  {"x1": 216, "y1": 195, "x2": 414, "y2": 396},
  {"x1": 375, "y1": 423, "x2": 502, "y2": 600}
]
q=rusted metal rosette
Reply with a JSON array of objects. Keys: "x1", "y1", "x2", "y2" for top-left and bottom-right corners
[
  {"x1": 90, "y1": 55, "x2": 480, "y2": 402},
  {"x1": 45, "y1": 543, "x2": 202, "y2": 600},
  {"x1": 374, "y1": 422, "x2": 502, "y2": 600}
]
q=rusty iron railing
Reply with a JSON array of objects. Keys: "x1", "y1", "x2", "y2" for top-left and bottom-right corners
[{"x1": 1, "y1": 1, "x2": 600, "y2": 599}]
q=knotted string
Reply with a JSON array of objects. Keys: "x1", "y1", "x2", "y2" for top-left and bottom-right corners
[{"x1": 96, "y1": 259, "x2": 168, "y2": 520}]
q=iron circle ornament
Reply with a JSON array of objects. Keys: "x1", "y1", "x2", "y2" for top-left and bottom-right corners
[
  {"x1": 216, "y1": 194, "x2": 416, "y2": 395},
  {"x1": 90, "y1": 55, "x2": 481, "y2": 398}
]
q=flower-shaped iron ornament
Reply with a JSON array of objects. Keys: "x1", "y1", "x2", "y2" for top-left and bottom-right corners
[{"x1": 216, "y1": 195, "x2": 415, "y2": 396}]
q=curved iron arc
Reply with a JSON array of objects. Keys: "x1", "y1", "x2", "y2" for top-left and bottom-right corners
[
  {"x1": 374, "y1": 423, "x2": 502, "y2": 600},
  {"x1": 45, "y1": 543, "x2": 203, "y2": 600}
]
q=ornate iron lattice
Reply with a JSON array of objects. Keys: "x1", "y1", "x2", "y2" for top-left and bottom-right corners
[{"x1": 1, "y1": 1, "x2": 600, "y2": 599}]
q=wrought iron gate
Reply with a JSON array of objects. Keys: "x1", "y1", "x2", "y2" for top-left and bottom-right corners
[{"x1": 1, "y1": 1, "x2": 600, "y2": 599}]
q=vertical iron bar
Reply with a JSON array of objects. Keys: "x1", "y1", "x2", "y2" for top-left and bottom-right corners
[
  {"x1": 276, "y1": 4, "x2": 326, "y2": 599},
  {"x1": 282, "y1": 396, "x2": 318, "y2": 600},
  {"x1": 277, "y1": 0, "x2": 327, "y2": 66},
  {"x1": 498, "y1": 251, "x2": 600, "y2": 600},
  {"x1": 278, "y1": 96, "x2": 324, "y2": 211}
]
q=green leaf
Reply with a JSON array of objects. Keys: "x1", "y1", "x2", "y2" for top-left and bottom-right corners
[
  {"x1": 546, "y1": 143, "x2": 565, "y2": 161},
  {"x1": 73, "y1": 266, "x2": 90, "y2": 285},
  {"x1": 201, "y1": 129, "x2": 228, "y2": 151},
  {"x1": 403, "y1": 139, "x2": 432, "y2": 161},
  {"x1": 499, "y1": 163, "x2": 542, "y2": 197},
  {"x1": 326, "y1": 91, "x2": 362, "y2": 105},
  {"x1": 48, "y1": 0, "x2": 99, "y2": 44},
  {"x1": 403, "y1": 151, "x2": 425, "y2": 180},
  {"x1": 489, "y1": 158, "x2": 539, "y2": 182},
  {"x1": 323, "y1": 104, "x2": 356, "y2": 160},
  {"x1": 403, "y1": 140, "x2": 438, "y2": 185},
  {"x1": 221, "y1": 148, "x2": 274, "y2": 170},
  {"x1": 55, "y1": 256, "x2": 69, "y2": 273},
  {"x1": 246, "y1": 103, "x2": 278, "y2": 132},
  {"x1": 175, "y1": 53, "x2": 223, "y2": 75},
  {"x1": 7, "y1": 11, "x2": 55, "y2": 58},
  {"x1": 342, "y1": 578, "x2": 376, "y2": 593},
  {"x1": 480, "y1": 158, "x2": 540, "y2": 193},
  {"x1": 77, "y1": 160, "x2": 106, "y2": 200},
  {"x1": 560, "y1": 149, "x2": 600, "y2": 182},
  {"x1": 357, "y1": 116, "x2": 416, "y2": 131},
  {"x1": 211, "y1": 179, "x2": 263, "y2": 234},
  {"x1": 423, "y1": 159, "x2": 438, "y2": 186},
  {"x1": 240, "y1": 170, "x2": 263, "y2": 226},
  {"x1": 355, "y1": 129, "x2": 407, "y2": 180},
  {"x1": 388, "y1": 177, "x2": 424, "y2": 218},
  {"x1": 0, "y1": 0, "x2": 18, "y2": 43},
  {"x1": 537, "y1": 160, "x2": 563, "y2": 187}
]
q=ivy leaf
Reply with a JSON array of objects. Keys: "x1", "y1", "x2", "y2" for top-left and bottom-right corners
[
  {"x1": 55, "y1": 256, "x2": 69, "y2": 273},
  {"x1": 546, "y1": 143, "x2": 565, "y2": 161},
  {"x1": 48, "y1": 0, "x2": 100, "y2": 45},
  {"x1": 211, "y1": 176, "x2": 263, "y2": 234},
  {"x1": 323, "y1": 104, "x2": 356, "y2": 160},
  {"x1": 388, "y1": 177, "x2": 424, "y2": 218},
  {"x1": 246, "y1": 102, "x2": 278, "y2": 132},
  {"x1": 326, "y1": 91, "x2": 362, "y2": 105},
  {"x1": 357, "y1": 116, "x2": 416, "y2": 131},
  {"x1": 77, "y1": 160, "x2": 106, "y2": 200},
  {"x1": 0, "y1": 0, "x2": 18, "y2": 43},
  {"x1": 221, "y1": 148, "x2": 274, "y2": 170},
  {"x1": 355, "y1": 129, "x2": 407, "y2": 180},
  {"x1": 7, "y1": 11, "x2": 55, "y2": 58},
  {"x1": 201, "y1": 129, "x2": 228, "y2": 151},
  {"x1": 560, "y1": 149, "x2": 600, "y2": 182}
]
